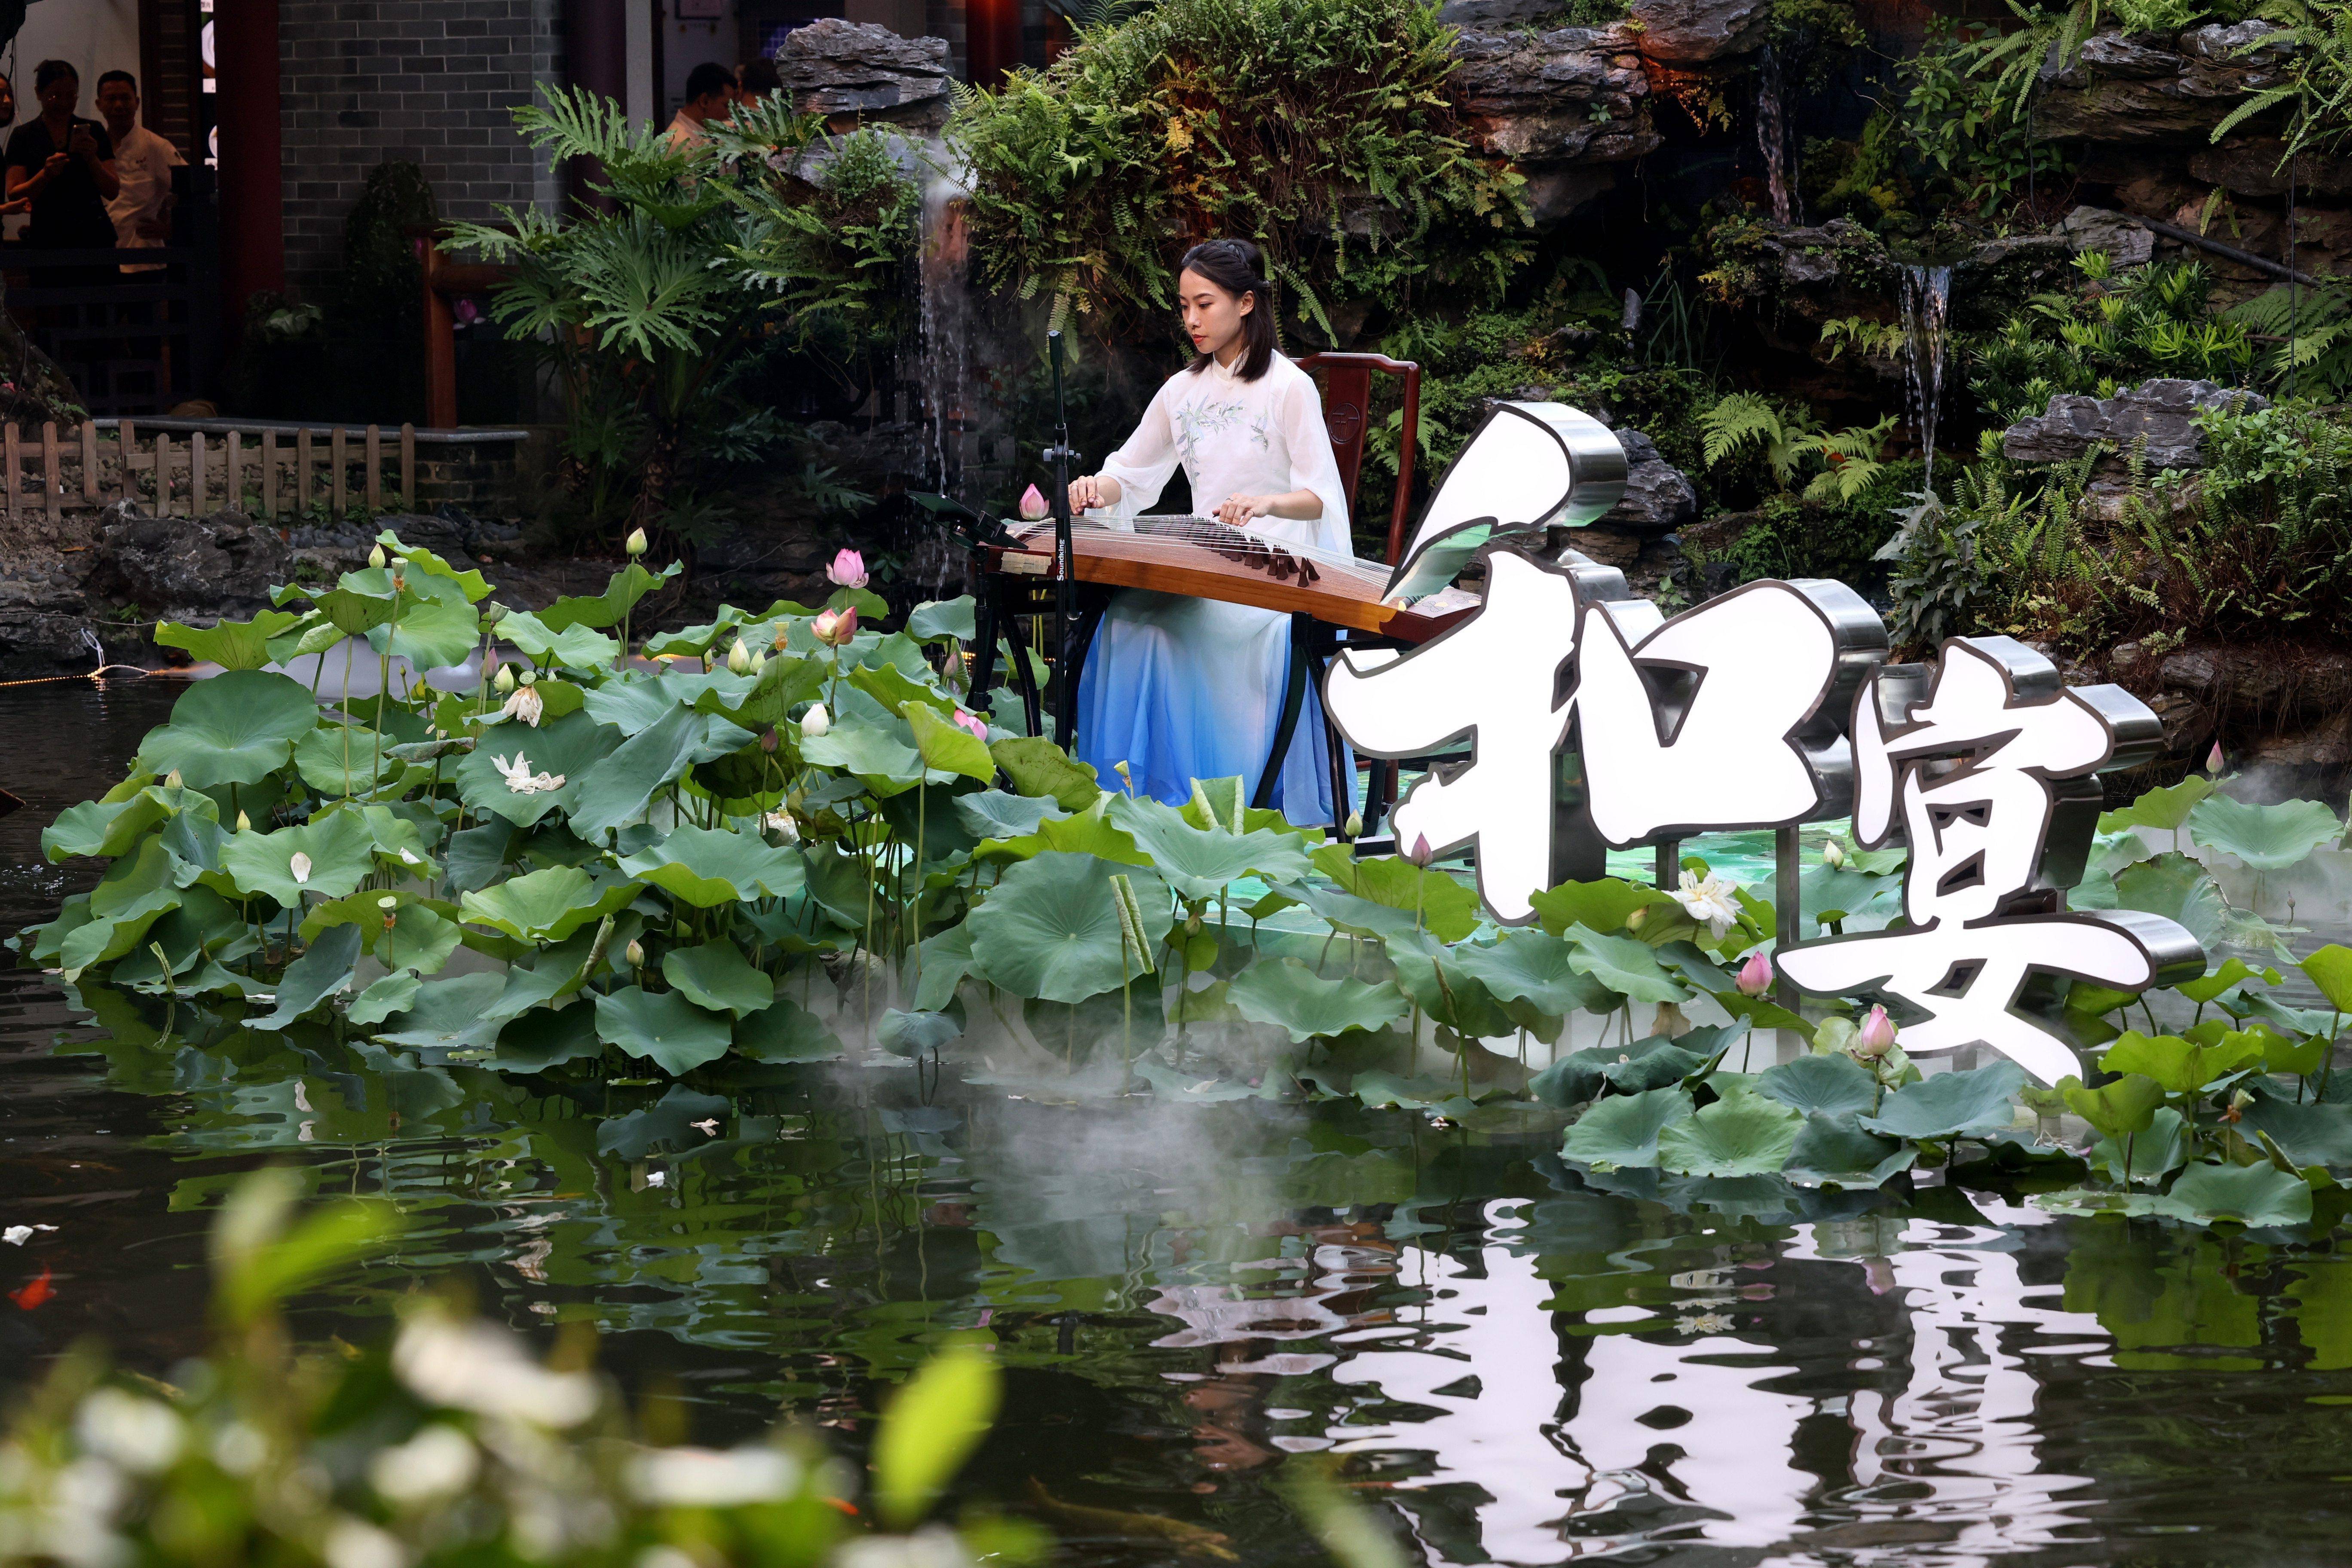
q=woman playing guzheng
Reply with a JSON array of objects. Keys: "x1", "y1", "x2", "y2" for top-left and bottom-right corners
[{"x1": 1065, "y1": 239, "x2": 1353, "y2": 825}]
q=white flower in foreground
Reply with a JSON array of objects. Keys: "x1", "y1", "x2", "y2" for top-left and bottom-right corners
[
  {"x1": 369, "y1": 1424, "x2": 480, "y2": 1505},
  {"x1": 800, "y1": 702, "x2": 830, "y2": 740},
  {"x1": 761, "y1": 811, "x2": 800, "y2": 843},
  {"x1": 626, "y1": 1445, "x2": 802, "y2": 1507},
  {"x1": 1670, "y1": 870, "x2": 1739, "y2": 939},
  {"x1": 833, "y1": 1525, "x2": 979, "y2": 1568},
  {"x1": 3, "y1": 1223, "x2": 56, "y2": 1244},
  {"x1": 493, "y1": 755, "x2": 566, "y2": 796},
  {"x1": 323, "y1": 1518, "x2": 407, "y2": 1568},
  {"x1": 391, "y1": 1313, "x2": 598, "y2": 1428},
  {"x1": 289, "y1": 852, "x2": 313, "y2": 885},
  {"x1": 502, "y1": 683, "x2": 544, "y2": 727},
  {"x1": 74, "y1": 1388, "x2": 183, "y2": 1475}
]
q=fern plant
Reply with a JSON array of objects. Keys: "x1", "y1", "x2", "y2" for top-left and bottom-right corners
[{"x1": 1700, "y1": 392, "x2": 1899, "y2": 502}]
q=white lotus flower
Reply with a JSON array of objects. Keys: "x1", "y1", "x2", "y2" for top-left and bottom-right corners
[
  {"x1": 800, "y1": 703, "x2": 830, "y2": 739},
  {"x1": 368, "y1": 1424, "x2": 479, "y2": 1505},
  {"x1": 761, "y1": 811, "x2": 800, "y2": 842},
  {"x1": 1670, "y1": 870, "x2": 1740, "y2": 939},
  {"x1": 391, "y1": 1312, "x2": 598, "y2": 1427},
  {"x1": 626, "y1": 1445, "x2": 802, "y2": 1507},
  {"x1": 502, "y1": 684, "x2": 544, "y2": 727},
  {"x1": 493, "y1": 754, "x2": 566, "y2": 795},
  {"x1": 75, "y1": 1388, "x2": 184, "y2": 1475},
  {"x1": 289, "y1": 851, "x2": 313, "y2": 885},
  {"x1": 323, "y1": 1519, "x2": 407, "y2": 1568}
]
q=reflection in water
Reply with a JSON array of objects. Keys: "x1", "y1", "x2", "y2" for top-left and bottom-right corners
[{"x1": 13, "y1": 682, "x2": 2352, "y2": 1564}]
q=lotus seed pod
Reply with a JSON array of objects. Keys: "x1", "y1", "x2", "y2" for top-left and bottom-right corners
[
  {"x1": 518, "y1": 668, "x2": 537, "y2": 686},
  {"x1": 378, "y1": 895, "x2": 398, "y2": 910},
  {"x1": 625, "y1": 939, "x2": 646, "y2": 968},
  {"x1": 727, "y1": 640, "x2": 752, "y2": 675},
  {"x1": 626, "y1": 527, "x2": 649, "y2": 558},
  {"x1": 368, "y1": 544, "x2": 387, "y2": 569},
  {"x1": 493, "y1": 665, "x2": 516, "y2": 694},
  {"x1": 480, "y1": 600, "x2": 509, "y2": 627}
]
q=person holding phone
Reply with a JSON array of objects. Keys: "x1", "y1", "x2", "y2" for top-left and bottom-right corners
[{"x1": 4, "y1": 61, "x2": 120, "y2": 285}]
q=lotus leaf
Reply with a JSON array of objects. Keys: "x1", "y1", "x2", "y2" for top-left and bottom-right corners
[
  {"x1": 2099, "y1": 775, "x2": 2215, "y2": 834},
  {"x1": 460, "y1": 866, "x2": 642, "y2": 942},
  {"x1": 850, "y1": 661, "x2": 954, "y2": 722},
  {"x1": 2189, "y1": 793, "x2": 2343, "y2": 870},
  {"x1": 247, "y1": 924, "x2": 365, "y2": 1029},
  {"x1": 989, "y1": 735, "x2": 1102, "y2": 810},
  {"x1": 800, "y1": 718, "x2": 928, "y2": 796},
  {"x1": 1447, "y1": 930, "x2": 1616, "y2": 1016},
  {"x1": 2058, "y1": 1071, "x2": 2166, "y2": 1142},
  {"x1": 2176, "y1": 956, "x2": 2284, "y2": 1006},
  {"x1": 283, "y1": 575, "x2": 396, "y2": 635},
  {"x1": 903, "y1": 701, "x2": 996, "y2": 780},
  {"x1": 968, "y1": 852, "x2": 1172, "y2": 1004},
  {"x1": 697, "y1": 655, "x2": 826, "y2": 732},
  {"x1": 1657, "y1": 1094, "x2": 1803, "y2": 1178},
  {"x1": 1783, "y1": 1112, "x2": 1917, "y2": 1188},
  {"x1": 347, "y1": 971, "x2": 423, "y2": 1026},
  {"x1": 1226, "y1": 957, "x2": 1409, "y2": 1041},
  {"x1": 2099, "y1": 1029, "x2": 2264, "y2": 1095},
  {"x1": 369, "y1": 594, "x2": 481, "y2": 671},
  {"x1": 43, "y1": 785, "x2": 212, "y2": 864},
  {"x1": 2089, "y1": 1105, "x2": 2189, "y2": 1184},
  {"x1": 594, "y1": 986, "x2": 732, "y2": 1075},
  {"x1": 974, "y1": 803, "x2": 1149, "y2": 866},
  {"x1": 1755, "y1": 1052, "x2": 1878, "y2": 1118},
  {"x1": 1526, "y1": 876, "x2": 1674, "y2": 937},
  {"x1": 905, "y1": 597, "x2": 977, "y2": 643},
  {"x1": 1112, "y1": 796, "x2": 1311, "y2": 900},
  {"x1": 2166, "y1": 1160, "x2": 2313, "y2": 1227},
  {"x1": 735, "y1": 998, "x2": 842, "y2": 1062},
  {"x1": 2302, "y1": 945, "x2": 2352, "y2": 1014},
  {"x1": 451, "y1": 710, "x2": 619, "y2": 827},
  {"x1": 584, "y1": 675, "x2": 687, "y2": 736},
  {"x1": 1862, "y1": 1061, "x2": 2031, "y2": 1140},
  {"x1": 496, "y1": 609, "x2": 620, "y2": 669},
  {"x1": 1562, "y1": 1086, "x2": 1694, "y2": 1168},
  {"x1": 291, "y1": 724, "x2": 402, "y2": 797},
  {"x1": 535, "y1": 560, "x2": 678, "y2": 631},
  {"x1": 569, "y1": 707, "x2": 757, "y2": 834},
  {"x1": 618, "y1": 825, "x2": 806, "y2": 907},
  {"x1": 2242, "y1": 1098, "x2": 2352, "y2": 1169},
  {"x1": 910, "y1": 925, "x2": 977, "y2": 1013},
  {"x1": 954, "y1": 790, "x2": 1067, "y2": 841},
  {"x1": 379, "y1": 905, "x2": 462, "y2": 974},
  {"x1": 155, "y1": 610, "x2": 306, "y2": 671},
  {"x1": 877, "y1": 1008, "x2": 963, "y2": 1056},
  {"x1": 596, "y1": 1085, "x2": 732, "y2": 1159},
  {"x1": 1315, "y1": 847, "x2": 1481, "y2": 943},
  {"x1": 371, "y1": 972, "x2": 508, "y2": 1048},
  {"x1": 1798, "y1": 862, "x2": 1901, "y2": 928},
  {"x1": 494, "y1": 1002, "x2": 604, "y2": 1071},
  {"x1": 662, "y1": 942, "x2": 776, "y2": 1017},
  {"x1": 136, "y1": 671, "x2": 320, "y2": 790},
  {"x1": 1562, "y1": 923, "x2": 1691, "y2": 1004},
  {"x1": 221, "y1": 809, "x2": 378, "y2": 906}
]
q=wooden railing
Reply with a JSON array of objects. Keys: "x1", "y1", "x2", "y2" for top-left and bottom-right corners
[{"x1": 0, "y1": 418, "x2": 422, "y2": 521}]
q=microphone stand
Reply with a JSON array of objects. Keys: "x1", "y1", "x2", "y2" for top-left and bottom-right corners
[{"x1": 1044, "y1": 330, "x2": 1080, "y2": 745}]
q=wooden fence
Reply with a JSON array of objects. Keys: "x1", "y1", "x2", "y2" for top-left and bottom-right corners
[{"x1": 3, "y1": 420, "x2": 423, "y2": 521}]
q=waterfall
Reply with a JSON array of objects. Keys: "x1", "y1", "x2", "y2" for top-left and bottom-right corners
[
  {"x1": 1899, "y1": 263, "x2": 1954, "y2": 491},
  {"x1": 1756, "y1": 46, "x2": 1792, "y2": 226},
  {"x1": 916, "y1": 159, "x2": 974, "y2": 500}
]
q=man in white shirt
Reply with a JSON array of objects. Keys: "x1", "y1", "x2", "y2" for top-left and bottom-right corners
[
  {"x1": 663, "y1": 62, "x2": 738, "y2": 153},
  {"x1": 95, "y1": 71, "x2": 181, "y2": 274}
]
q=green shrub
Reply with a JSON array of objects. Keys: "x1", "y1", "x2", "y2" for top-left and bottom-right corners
[{"x1": 946, "y1": 0, "x2": 1532, "y2": 344}]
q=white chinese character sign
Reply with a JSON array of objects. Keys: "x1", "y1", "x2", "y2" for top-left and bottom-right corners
[{"x1": 1323, "y1": 401, "x2": 2203, "y2": 1086}]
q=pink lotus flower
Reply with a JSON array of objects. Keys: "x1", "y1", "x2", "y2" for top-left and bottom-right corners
[
  {"x1": 1853, "y1": 1004, "x2": 1899, "y2": 1059},
  {"x1": 952, "y1": 708, "x2": 988, "y2": 740},
  {"x1": 827, "y1": 548, "x2": 868, "y2": 590},
  {"x1": 1018, "y1": 484, "x2": 1049, "y2": 521},
  {"x1": 1735, "y1": 950, "x2": 1773, "y2": 998},
  {"x1": 2208, "y1": 740, "x2": 2225, "y2": 774},
  {"x1": 812, "y1": 606, "x2": 858, "y2": 646},
  {"x1": 1405, "y1": 833, "x2": 1434, "y2": 868}
]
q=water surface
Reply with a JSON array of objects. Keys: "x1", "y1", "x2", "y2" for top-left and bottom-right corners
[{"x1": 7, "y1": 678, "x2": 2352, "y2": 1567}]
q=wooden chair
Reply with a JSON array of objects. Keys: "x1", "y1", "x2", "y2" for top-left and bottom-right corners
[{"x1": 1250, "y1": 352, "x2": 1420, "y2": 836}]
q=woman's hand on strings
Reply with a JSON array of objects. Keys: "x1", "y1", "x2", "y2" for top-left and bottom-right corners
[
  {"x1": 1214, "y1": 493, "x2": 1275, "y2": 527},
  {"x1": 1069, "y1": 474, "x2": 1121, "y2": 512}
]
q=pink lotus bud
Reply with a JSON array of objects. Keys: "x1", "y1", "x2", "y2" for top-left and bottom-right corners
[
  {"x1": 812, "y1": 607, "x2": 858, "y2": 646},
  {"x1": 1405, "y1": 834, "x2": 1433, "y2": 868},
  {"x1": 1854, "y1": 1004, "x2": 1898, "y2": 1059},
  {"x1": 1735, "y1": 950, "x2": 1773, "y2": 998},
  {"x1": 827, "y1": 548, "x2": 868, "y2": 590},
  {"x1": 2207, "y1": 740, "x2": 2225, "y2": 774},
  {"x1": 952, "y1": 708, "x2": 988, "y2": 740},
  {"x1": 1018, "y1": 484, "x2": 1049, "y2": 521}
]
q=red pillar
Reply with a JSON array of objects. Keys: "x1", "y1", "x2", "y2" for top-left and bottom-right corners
[
  {"x1": 965, "y1": 0, "x2": 1023, "y2": 86},
  {"x1": 214, "y1": 0, "x2": 285, "y2": 328}
]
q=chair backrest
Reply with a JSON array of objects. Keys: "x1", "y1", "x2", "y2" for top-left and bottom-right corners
[{"x1": 1296, "y1": 351, "x2": 1422, "y2": 567}]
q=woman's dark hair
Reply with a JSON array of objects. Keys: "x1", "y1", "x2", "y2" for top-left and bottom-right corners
[
  {"x1": 1179, "y1": 239, "x2": 1276, "y2": 383},
  {"x1": 34, "y1": 60, "x2": 78, "y2": 93}
]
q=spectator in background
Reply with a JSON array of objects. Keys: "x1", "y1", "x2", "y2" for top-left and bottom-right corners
[
  {"x1": 664, "y1": 62, "x2": 738, "y2": 153},
  {"x1": 5, "y1": 61, "x2": 119, "y2": 282},
  {"x1": 96, "y1": 71, "x2": 182, "y2": 274},
  {"x1": 737, "y1": 58, "x2": 782, "y2": 103}
]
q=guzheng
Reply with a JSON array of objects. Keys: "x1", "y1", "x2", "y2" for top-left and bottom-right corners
[{"x1": 986, "y1": 514, "x2": 1481, "y2": 644}]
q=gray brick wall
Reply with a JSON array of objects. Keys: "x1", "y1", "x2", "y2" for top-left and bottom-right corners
[{"x1": 278, "y1": 0, "x2": 565, "y2": 295}]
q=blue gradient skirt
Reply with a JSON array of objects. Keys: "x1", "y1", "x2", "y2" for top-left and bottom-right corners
[{"x1": 1075, "y1": 590, "x2": 1343, "y2": 827}]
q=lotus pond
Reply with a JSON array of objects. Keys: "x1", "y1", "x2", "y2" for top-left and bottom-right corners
[{"x1": 16, "y1": 545, "x2": 2352, "y2": 1564}]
